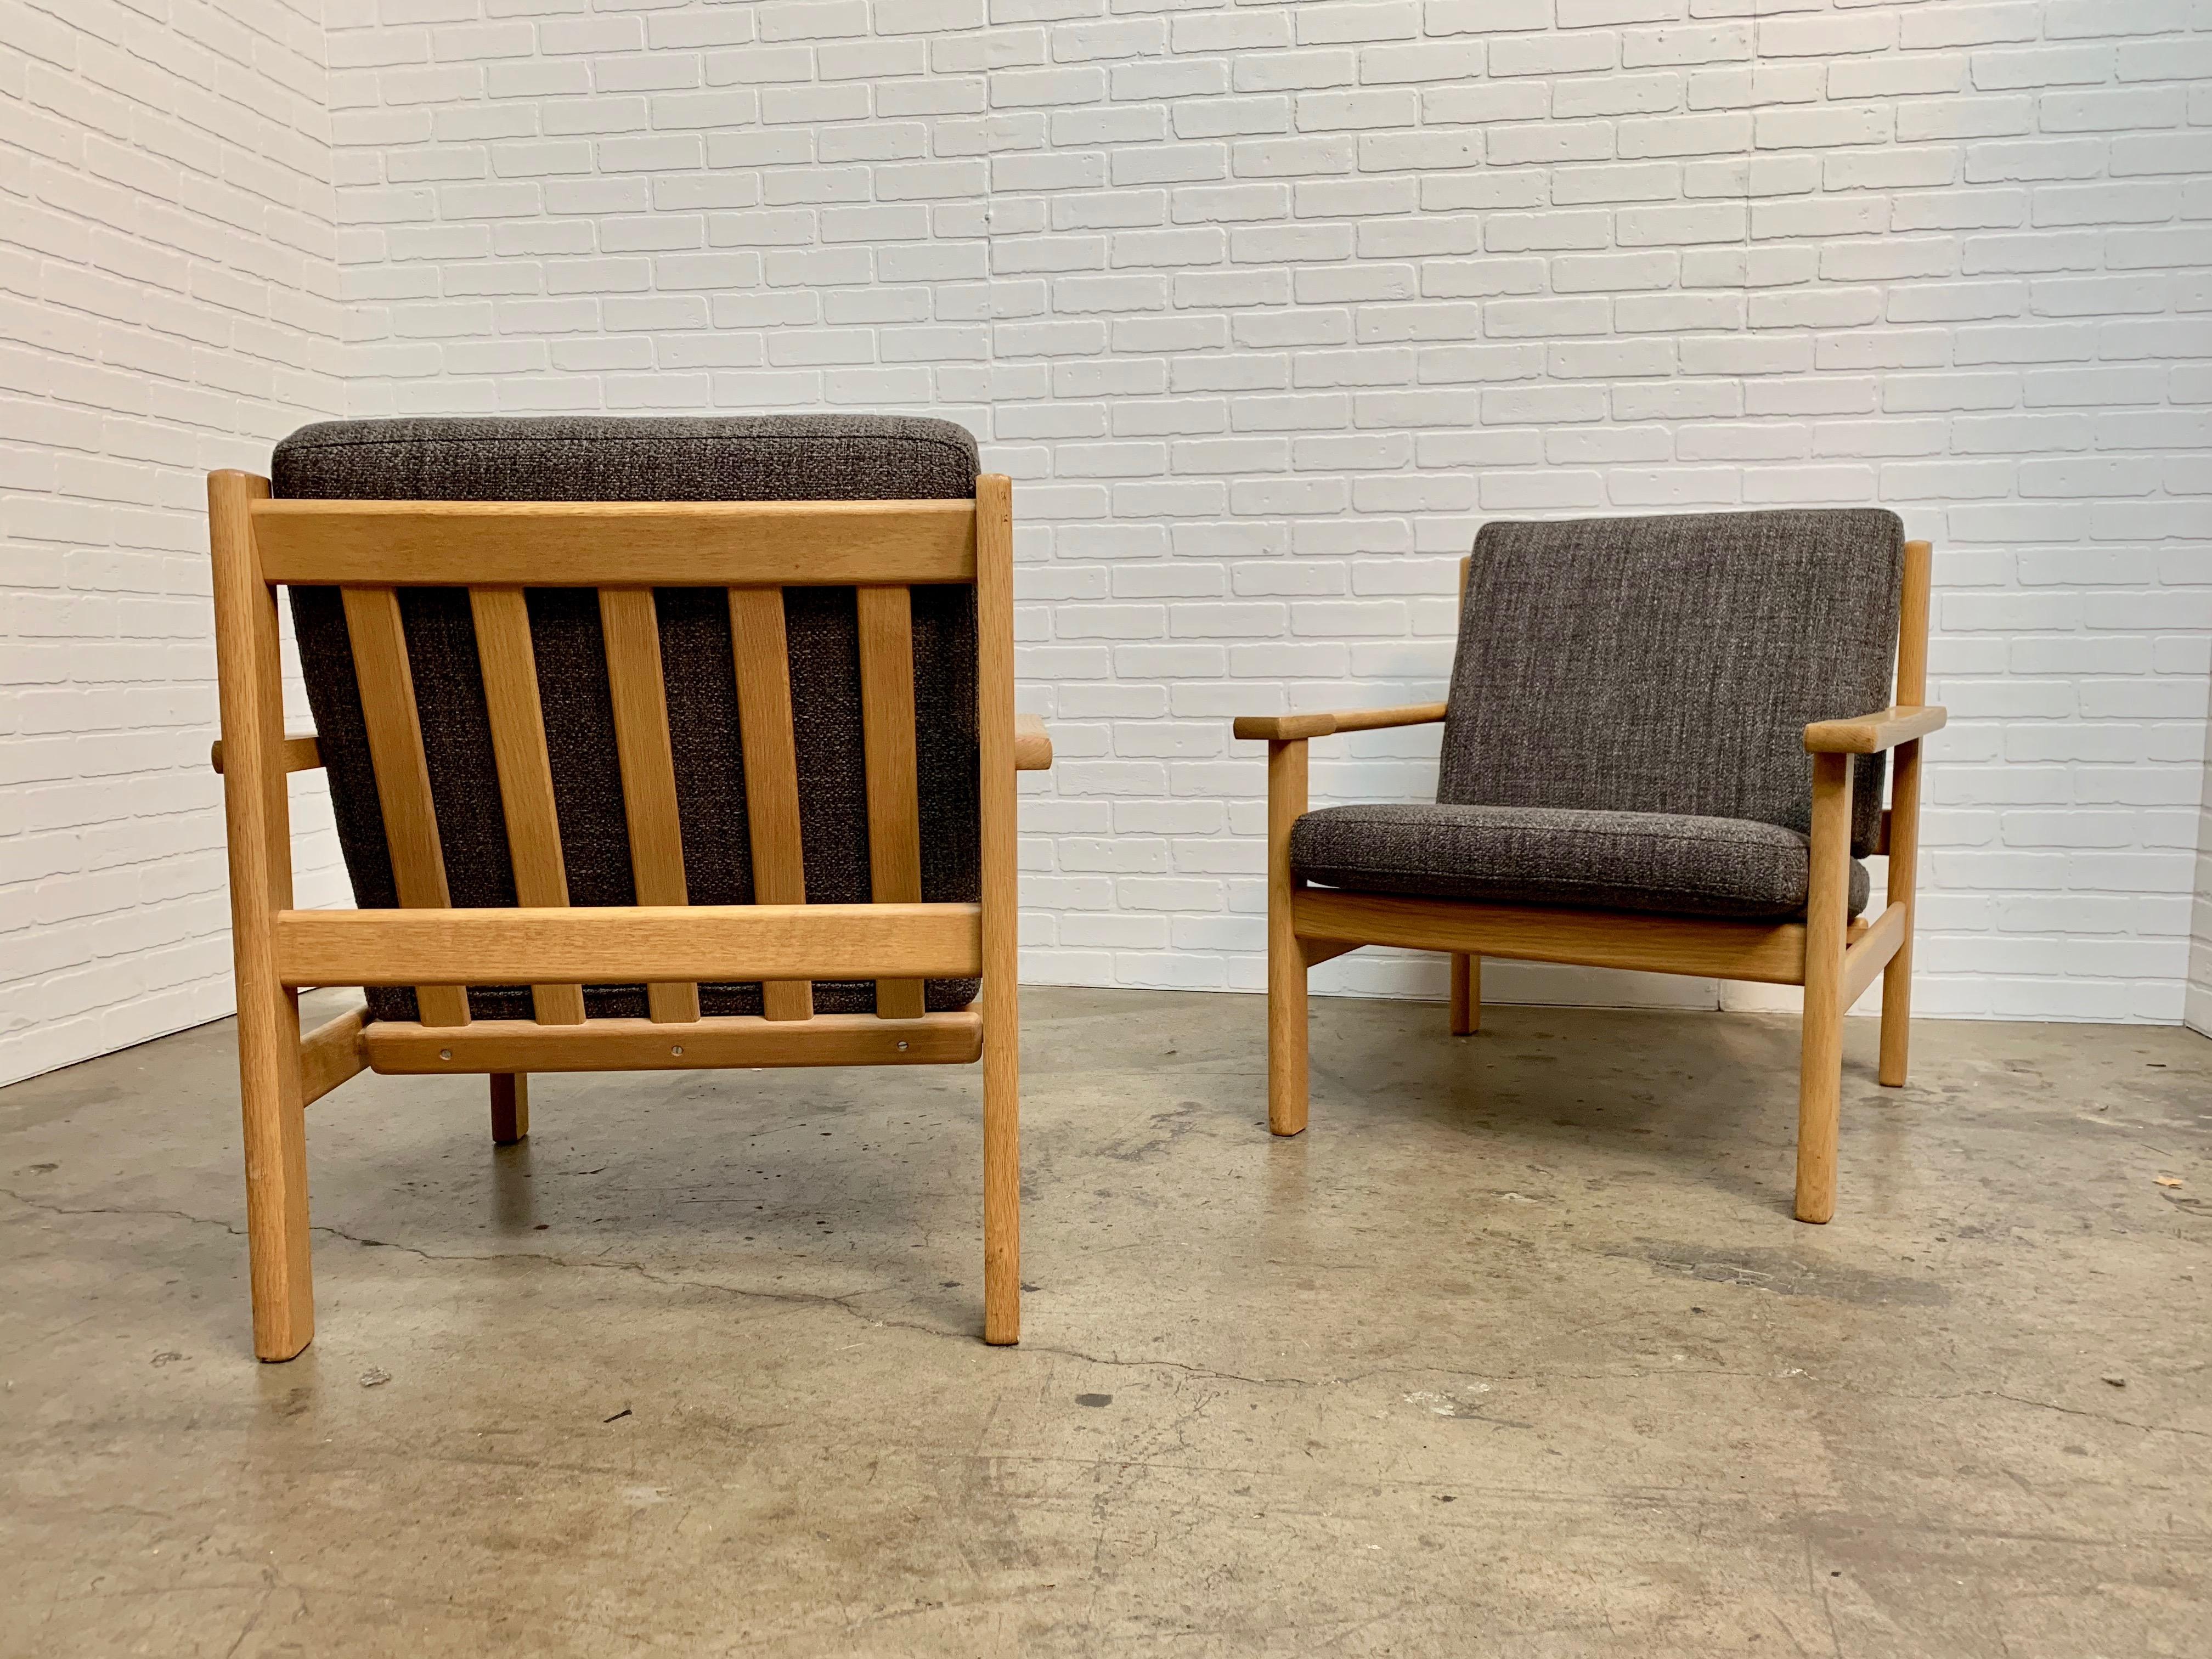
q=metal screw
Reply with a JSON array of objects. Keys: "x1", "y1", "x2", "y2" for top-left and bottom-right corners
[
  {"x1": 671, "y1": 1045, "x2": 684, "y2": 1057},
  {"x1": 895, "y1": 1041, "x2": 909, "y2": 1052},
  {"x1": 438, "y1": 1048, "x2": 452, "y2": 1061}
]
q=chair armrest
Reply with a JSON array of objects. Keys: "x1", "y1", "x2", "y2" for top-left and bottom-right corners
[
  {"x1": 1013, "y1": 714, "x2": 1052, "y2": 771},
  {"x1": 211, "y1": 727, "x2": 323, "y2": 775},
  {"x1": 1233, "y1": 701, "x2": 1449, "y2": 742},
  {"x1": 1803, "y1": 705, "x2": 1946, "y2": 754}
]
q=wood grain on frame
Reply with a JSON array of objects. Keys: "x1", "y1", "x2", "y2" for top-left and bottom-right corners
[
  {"x1": 470, "y1": 586, "x2": 585, "y2": 1025},
  {"x1": 600, "y1": 587, "x2": 699, "y2": 1024},
  {"x1": 341, "y1": 585, "x2": 470, "y2": 1029}
]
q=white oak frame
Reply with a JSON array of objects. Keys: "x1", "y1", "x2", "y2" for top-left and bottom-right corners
[
  {"x1": 1234, "y1": 539, "x2": 1943, "y2": 1224},
  {"x1": 210, "y1": 471, "x2": 1044, "y2": 1360}
]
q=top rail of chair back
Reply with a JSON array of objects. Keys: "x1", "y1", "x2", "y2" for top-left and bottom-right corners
[{"x1": 249, "y1": 497, "x2": 978, "y2": 588}]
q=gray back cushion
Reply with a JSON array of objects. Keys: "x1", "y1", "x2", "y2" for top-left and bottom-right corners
[
  {"x1": 274, "y1": 415, "x2": 980, "y2": 1025},
  {"x1": 1439, "y1": 510, "x2": 1903, "y2": 857}
]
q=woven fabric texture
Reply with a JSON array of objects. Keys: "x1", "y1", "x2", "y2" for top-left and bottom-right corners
[
  {"x1": 275, "y1": 414, "x2": 981, "y2": 1024},
  {"x1": 1439, "y1": 509, "x2": 1903, "y2": 860},
  {"x1": 1291, "y1": 802, "x2": 1871, "y2": 920}
]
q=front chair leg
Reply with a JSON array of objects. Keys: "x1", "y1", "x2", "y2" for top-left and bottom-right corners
[
  {"x1": 1795, "y1": 752, "x2": 1853, "y2": 1224},
  {"x1": 981, "y1": 989, "x2": 1020, "y2": 1345},
  {"x1": 490, "y1": 1073, "x2": 528, "y2": 1144},
  {"x1": 1266, "y1": 738, "x2": 1310, "y2": 1136}
]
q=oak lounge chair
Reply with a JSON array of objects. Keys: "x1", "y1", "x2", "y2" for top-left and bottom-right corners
[
  {"x1": 1235, "y1": 510, "x2": 1942, "y2": 1223},
  {"x1": 209, "y1": 415, "x2": 1044, "y2": 1360}
]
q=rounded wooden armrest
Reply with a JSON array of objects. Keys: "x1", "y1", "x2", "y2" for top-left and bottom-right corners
[
  {"x1": 1234, "y1": 702, "x2": 1449, "y2": 742},
  {"x1": 1803, "y1": 705, "x2": 1946, "y2": 754},
  {"x1": 1013, "y1": 714, "x2": 1052, "y2": 770}
]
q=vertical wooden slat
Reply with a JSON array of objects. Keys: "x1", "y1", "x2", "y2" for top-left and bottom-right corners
[
  {"x1": 342, "y1": 585, "x2": 470, "y2": 1029},
  {"x1": 471, "y1": 586, "x2": 586, "y2": 1026},
  {"x1": 976, "y1": 475, "x2": 1020, "y2": 1346},
  {"x1": 600, "y1": 587, "x2": 698, "y2": 1024},
  {"x1": 857, "y1": 585, "x2": 926, "y2": 1019},
  {"x1": 211, "y1": 469, "x2": 314, "y2": 1361},
  {"x1": 1879, "y1": 538, "x2": 1934, "y2": 1088},
  {"x1": 728, "y1": 587, "x2": 812, "y2": 1022}
]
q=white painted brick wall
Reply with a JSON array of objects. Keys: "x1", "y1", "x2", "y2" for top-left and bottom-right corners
[
  {"x1": 326, "y1": 0, "x2": 2209, "y2": 1026},
  {"x1": 0, "y1": 0, "x2": 348, "y2": 1087},
  {"x1": 2191, "y1": 697, "x2": 2212, "y2": 1036},
  {"x1": 12, "y1": 0, "x2": 2211, "y2": 1086}
]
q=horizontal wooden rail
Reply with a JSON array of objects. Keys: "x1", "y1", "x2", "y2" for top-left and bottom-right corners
[
  {"x1": 298, "y1": 1003, "x2": 367, "y2": 1106},
  {"x1": 251, "y1": 499, "x2": 977, "y2": 586},
  {"x1": 1804, "y1": 704, "x2": 1948, "y2": 755},
  {"x1": 1293, "y1": 889, "x2": 1815, "y2": 986},
  {"x1": 1840, "y1": 900, "x2": 1908, "y2": 1009},
  {"x1": 273, "y1": 902, "x2": 983, "y2": 988},
  {"x1": 211, "y1": 728, "x2": 321, "y2": 775},
  {"x1": 364, "y1": 1008, "x2": 983, "y2": 1074}
]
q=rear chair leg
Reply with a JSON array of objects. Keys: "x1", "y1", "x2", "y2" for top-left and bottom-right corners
[
  {"x1": 491, "y1": 1073, "x2": 529, "y2": 1144},
  {"x1": 1450, "y1": 953, "x2": 1480, "y2": 1035}
]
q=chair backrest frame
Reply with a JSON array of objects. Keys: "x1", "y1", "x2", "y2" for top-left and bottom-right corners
[{"x1": 209, "y1": 471, "x2": 1018, "y2": 1073}]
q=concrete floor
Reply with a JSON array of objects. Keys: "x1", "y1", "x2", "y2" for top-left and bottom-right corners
[{"x1": 2, "y1": 988, "x2": 2207, "y2": 1657}]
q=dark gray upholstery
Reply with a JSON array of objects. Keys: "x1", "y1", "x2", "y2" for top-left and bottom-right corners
[
  {"x1": 1291, "y1": 803, "x2": 1870, "y2": 920},
  {"x1": 1441, "y1": 510, "x2": 1901, "y2": 856},
  {"x1": 1294, "y1": 509, "x2": 1899, "y2": 923},
  {"x1": 274, "y1": 415, "x2": 981, "y2": 1024}
]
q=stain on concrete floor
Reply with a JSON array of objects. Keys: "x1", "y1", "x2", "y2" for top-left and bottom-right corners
[{"x1": 2, "y1": 987, "x2": 2207, "y2": 1656}]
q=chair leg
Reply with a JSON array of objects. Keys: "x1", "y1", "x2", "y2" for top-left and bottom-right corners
[
  {"x1": 239, "y1": 989, "x2": 314, "y2": 1361},
  {"x1": 1795, "y1": 752, "x2": 1852, "y2": 1224},
  {"x1": 1266, "y1": 738, "x2": 1310, "y2": 1135},
  {"x1": 490, "y1": 1073, "x2": 528, "y2": 1144},
  {"x1": 981, "y1": 991, "x2": 1020, "y2": 1346},
  {"x1": 1450, "y1": 952, "x2": 1480, "y2": 1035},
  {"x1": 1878, "y1": 737, "x2": 1922, "y2": 1088}
]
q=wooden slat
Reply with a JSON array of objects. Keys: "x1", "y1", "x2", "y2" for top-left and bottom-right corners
[
  {"x1": 729, "y1": 588, "x2": 812, "y2": 1022},
  {"x1": 299, "y1": 1003, "x2": 367, "y2": 1107},
  {"x1": 600, "y1": 587, "x2": 698, "y2": 1024},
  {"x1": 365, "y1": 1008, "x2": 984, "y2": 1074},
  {"x1": 274, "y1": 902, "x2": 983, "y2": 988},
  {"x1": 1293, "y1": 888, "x2": 1813, "y2": 986},
  {"x1": 977, "y1": 473, "x2": 1021, "y2": 1346},
  {"x1": 254, "y1": 499, "x2": 977, "y2": 587},
  {"x1": 470, "y1": 586, "x2": 585, "y2": 1026},
  {"x1": 858, "y1": 585, "x2": 926, "y2": 1020},
  {"x1": 341, "y1": 585, "x2": 470, "y2": 1029},
  {"x1": 211, "y1": 727, "x2": 320, "y2": 775}
]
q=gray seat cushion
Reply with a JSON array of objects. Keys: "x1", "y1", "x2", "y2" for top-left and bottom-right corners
[
  {"x1": 274, "y1": 414, "x2": 981, "y2": 1024},
  {"x1": 1291, "y1": 803, "x2": 1871, "y2": 921},
  {"x1": 1441, "y1": 509, "x2": 1903, "y2": 857}
]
